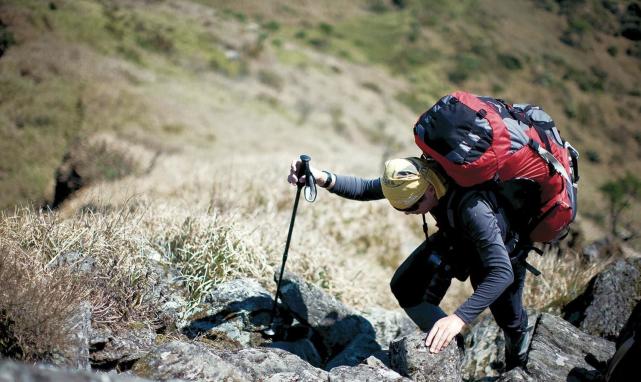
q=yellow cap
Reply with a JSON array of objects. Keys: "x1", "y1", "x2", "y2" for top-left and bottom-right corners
[{"x1": 381, "y1": 157, "x2": 448, "y2": 209}]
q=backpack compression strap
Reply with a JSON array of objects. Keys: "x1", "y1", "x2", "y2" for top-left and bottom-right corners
[{"x1": 528, "y1": 139, "x2": 572, "y2": 185}]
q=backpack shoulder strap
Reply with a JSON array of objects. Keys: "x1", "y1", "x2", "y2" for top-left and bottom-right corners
[{"x1": 446, "y1": 187, "x2": 496, "y2": 230}]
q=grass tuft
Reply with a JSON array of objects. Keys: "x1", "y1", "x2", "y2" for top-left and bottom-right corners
[{"x1": 0, "y1": 243, "x2": 85, "y2": 362}]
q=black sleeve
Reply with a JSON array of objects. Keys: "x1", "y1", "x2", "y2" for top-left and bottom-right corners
[
  {"x1": 453, "y1": 193, "x2": 514, "y2": 324},
  {"x1": 327, "y1": 175, "x2": 385, "y2": 201}
]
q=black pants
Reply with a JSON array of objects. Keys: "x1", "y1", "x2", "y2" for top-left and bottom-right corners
[{"x1": 390, "y1": 233, "x2": 528, "y2": 337}]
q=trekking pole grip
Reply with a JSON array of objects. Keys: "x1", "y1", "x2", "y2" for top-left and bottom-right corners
[
  {"x1": 299, "y1": 154, "x2": 311, "y2": 180},
  {"x1": 299, "y1": 154, "x2": 317, "y2": 202}
]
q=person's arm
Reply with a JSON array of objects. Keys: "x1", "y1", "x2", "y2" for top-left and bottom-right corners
[
  {"x1": 327, "y1": 175, "x2": 384, "y2": 201},
  {"x1": 426, "y1": 192, "x2": 513, "y2": 353},
  {"x1": 453, "y1": 194, "x2": 514, "y2": 324},
  {"x1": 287, "y1": 159, "x2": 384, "y2": 201}
]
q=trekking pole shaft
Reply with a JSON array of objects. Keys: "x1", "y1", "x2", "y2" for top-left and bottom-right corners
[{"x1": 269, "y1": 184, "x2": 303, "y2": 321}]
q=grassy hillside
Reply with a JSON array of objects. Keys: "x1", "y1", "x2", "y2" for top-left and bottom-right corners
[{"x1": 0, "y1": 0, "x2": 640, "y2": 360}]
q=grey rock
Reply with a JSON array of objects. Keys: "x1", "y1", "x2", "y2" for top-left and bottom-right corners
[
  {"x1": 266, "y1": 339, "x2": 322, "y2": 368},
  {"x1": 90, "y1": 326, "x2": 157, "y2": 370},
  {"x1": 131, "y1": 340, "x2": 247, "y2": 381},
  {"x1": 198, "y1": 315, "x2": 265, "y2": 351},
  {"x1": 46, "y1": 252, "x2": 96, "y2": 273},
  {"x1": 462, "y1": 314, "x2": 504, "y2": 381},
  {"x1": 495, "y1": 367, "x2": 534, "y2": 382},
  {"x1": 389, "y1": 331, "x2": 463, "y2": 382},
  {"x1": 219, "y1": 346, "x2": 328, "y2": 381},
  {"x1": 526, "y1": 313, "x2": 615, "y2": 382},
  {"x1": 601, "y1": 300, "x2": 641, "y2": 381},
  {"x1": 328, "y1": 363, "x2": 411, "y2": 381},
  {"x1": 364, "y1": 353, "x2": 391, "y2": 369},
  {"x1": 182, "y1": 278, "x2": 273, "y2": 340},
  {"x1": 615, "y1": 300, "x2": 641, "y2": 349},
  {"x1": 264, "y1": 372, "x2": 307, "y2": 381},
  {"x1": 0, "y1": 359, "x2": 150, "y2": 382},
  {"x1": 325, "y1": 333, "x2": 382, "y2": 370},
  {"x1": 65, "y1": 302, "x2": 92, "y2": 370},
  {"x1": 563, "y1": 258, "x2": 641, "y2": 340},
  {"x1": 275, "y1": 271, "x2": 378, "y2": 354},
  {"x1": 144, "y1": 260, "x2": 188, "y2": 330},
  {"x1": 204, "y1": 278, "x2": 274, "y2": 313},
  {"x1": 360, "y1": 307, "x2": 418, "y2": 348},
  {"x1": 462, "y1": 311, "x2": 540, "y2": 380},
  {"x1": 579, "y1": 237, "x2": 624, "y2": 263}
]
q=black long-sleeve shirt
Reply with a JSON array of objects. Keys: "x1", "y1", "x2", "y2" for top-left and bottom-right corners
[{"x1": 328, "y1": 174, "x2": 515, "y2": 324}]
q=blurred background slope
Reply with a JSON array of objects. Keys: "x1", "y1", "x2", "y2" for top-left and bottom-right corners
[{"x1": 0, "y1": 0, "x2": 640, "y2": 359}]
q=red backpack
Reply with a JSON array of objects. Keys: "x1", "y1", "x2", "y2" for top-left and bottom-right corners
[{"x1": 413, "y1": 91, "x2": 579, "y2": 243}]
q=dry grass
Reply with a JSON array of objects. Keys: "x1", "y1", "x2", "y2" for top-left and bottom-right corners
[
  {"x1": 0, "y1": 243, "x2": 86, "y2": 362},
  {"x1": 523, "y1": 247, "x2": 610, "y2": 312},
  {"x1": 0, "y1": 207, "x2": 162, "y2": 329}
]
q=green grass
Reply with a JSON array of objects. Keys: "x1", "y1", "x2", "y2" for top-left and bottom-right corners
[{"x1": 0, "y1": 71, "x2": 83, "y2": 209}]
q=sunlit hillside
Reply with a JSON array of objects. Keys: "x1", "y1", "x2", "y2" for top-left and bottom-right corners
[{"x1": 1, "y1": 0, "x2": 640, "y2": 361}]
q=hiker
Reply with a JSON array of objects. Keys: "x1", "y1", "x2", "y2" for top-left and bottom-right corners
[
  {"x1": 288, "y1": 92, "x2": 579, "y2": 370},
  {"x1": 287, "y1": 156, "x2": 531, "y2": 370}
]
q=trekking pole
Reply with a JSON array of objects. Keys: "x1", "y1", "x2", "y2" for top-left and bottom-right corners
[{"x1": 264, "y1": 154, "x2": 316, "y2": 336}]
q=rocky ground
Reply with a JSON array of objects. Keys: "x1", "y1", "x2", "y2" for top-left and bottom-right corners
[{"x1": 1, "y1": 251, "x2": 639, "y2": 382}]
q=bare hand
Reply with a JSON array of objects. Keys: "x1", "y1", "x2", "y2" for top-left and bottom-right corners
[
  {"x1": 288, "y1": 159, "x2": 326, "y2": 187},
  {"x1": 424, "y1": 314, "x2": 465, "y2": 353}
]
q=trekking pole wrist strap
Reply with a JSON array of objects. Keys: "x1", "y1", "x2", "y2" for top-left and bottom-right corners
[{"x1": 321, "y1": 171, "x2": 334, "y2": 189}]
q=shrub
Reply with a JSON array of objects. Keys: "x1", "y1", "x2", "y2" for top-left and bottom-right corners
[
  {"x1": 599, "y1": 173, "x2": 641, "y2": 238},
  {"x1": 0, "y1": 20, "x2": 15, "y2": 58},
  {"x1": 308, "y1": 37, "x2": 329, "y2": 49},
  {"x1": 257, "y1": 69, "x2": 284, "y2": 91},
  {"x1": 497, "y1": 53, "x2": 523, "y2": 70},
  {"x1": 447, "y1": 54, "x2": 480, "y2": 84},
  {"x1": 263, "y1": 20, "x2": 280, "y2": 32},
  {"x1": 134, "y1": 22, "x2": 174, "y2": 55},
  {"x1": 585, "y1": 150, "x2": 600, "y2": 163},
  {"x1": 319, "y1": 22, "x2": 333, "y2": 35},
  {"x1": 361, "y1": 81, "x2": 382, "y2": 94},
  {"x1": 367, "y1": 0, "x2": 389, "y2": 13}
]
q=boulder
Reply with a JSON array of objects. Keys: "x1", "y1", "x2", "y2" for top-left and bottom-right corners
[
  {"x1": 328, "y1": 363, "x2": 411, "y2": 381},
  {"x1": 150, "y1": 264, "x2": 189, "y2": 330},
  {"x1": 364, "y1": 352, "x2": 392, "y2": 369},
  {"x1": 266, "y1": 339, "x2": 322, "y2": 368},
  {"x1": 389, "y1": 331, "x2": 463, "y2": 382},
  {"x1": 325, "y1": 333, "x2": 382, "y2": 370},
  {"x1": 219, "y1": 346, "x2": 328, "y2": 381},
  {"x1": 495, "y1": 367, "x2": 534, "y2": 382},
  {"x1": 181, "y1": 278, "x2": 274, "y2": 343},
  {"x1": 0, "y1": 359, "x2": 150, "y2": 382},
  {"x1": 180, "y1": 278, "x2": 275, "y2": 350},
  {"x1": 131, "y1": 340, "x2": 247, "y2": 381},
  {"x1": 462, "y1": 311, "x2": 540, "y2": 380},
  {"x1": 604, "y1": 301, "x2": 641, "y2": 381},
  {"x1": 360, "y1": 307, "x2": 418, "y2": 348},
  {"x1": 563, "y1": 258, "x2": 641, "y2": 340},
  {"x1": 526, "y1": 313, "x2": 615, "y2": 382},
  {"x1": 90, "y1": 326, "x2": 157, "y2": 371},
  {"x1": 615, "y1": 300, "x2": 641, "y2": 349},
  {"x1": 63, "y1": 301, "x2": 92, "y2": 370},
  {"x1": 275, "y1": 271, "x2": 379, "y2": 358}
]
